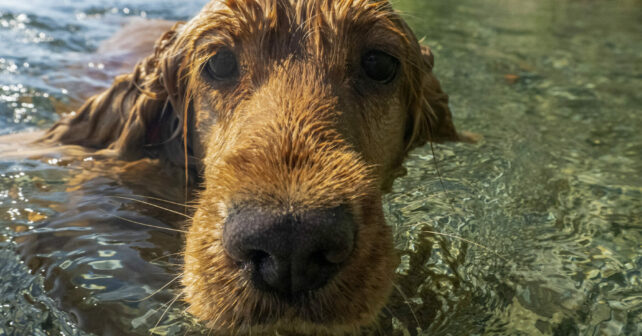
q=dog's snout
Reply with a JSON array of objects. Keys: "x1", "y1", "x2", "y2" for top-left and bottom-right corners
[{"x1": 223, "y1": 205, "x2": 355, "y2": 295}]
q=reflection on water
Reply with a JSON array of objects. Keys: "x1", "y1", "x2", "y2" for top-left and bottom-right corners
[{"x1": 1, "y1": 0, "x2": 641, "y2": 335}]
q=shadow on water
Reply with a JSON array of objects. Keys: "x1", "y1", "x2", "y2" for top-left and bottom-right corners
[{"x1": 0, "y1": 0, "x2": 641, "y2": 335}]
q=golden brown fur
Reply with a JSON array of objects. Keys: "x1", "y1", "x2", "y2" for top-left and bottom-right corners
[{"x1": 39, "y1": 0, "x2": 466, "y2": 334}]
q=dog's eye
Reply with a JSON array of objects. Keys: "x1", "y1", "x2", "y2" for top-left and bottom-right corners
[
  {"x1": 205, "y1": 49, "x2": 239, "y2": 81},
  {"x1": 362, "y1": 50, "x2": 399, "y2": 84}
]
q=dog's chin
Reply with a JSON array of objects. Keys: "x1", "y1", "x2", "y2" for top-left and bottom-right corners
[
  {"x1": 239, "y1": 317, "x2": 365, "y2": 336},
  {"x1": 210, "y1": 319, "x2": 360, "y2": 336},
  {"x1": 198, "y1": 284, "x2": 370, "y2": 335},
  {"x1": 184, "y1": 253, "x2": 388, "y2": 334}
]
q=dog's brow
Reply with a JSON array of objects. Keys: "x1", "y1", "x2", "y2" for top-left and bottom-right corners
[{"x1": 187, "y1": 0, "x2": 408, "y2": 68}]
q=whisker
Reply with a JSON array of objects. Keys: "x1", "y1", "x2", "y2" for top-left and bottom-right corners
[
  {"x1": 149, "y1": 252, "x2": 185, "y2": 263},
  {"x1": 429, "y1": 141, "x2": 458, "y2": 213},
  {"x1": 109, "y1": 195, "x2": 194, "y2": 219},
  {"x1": 421, "y1": 229, "x2": 508, "y2": 262},
  {"x1": 392, "y1": 283, "x2": 420, "y2": 330},
  {"x1": 382, "y1": 305, "x2": 400, "y2": 334},
  {"x1": 119, "y1": 194, "x2": 199, "y2": 209},
  {"x1": 153, "y1": 262, "x2": 183, "y2": 268},
  {"x1": 182, "y1": 324, "x2": 193, "y2": 336},
  {"x1": 100, "y1": 209, "x2": 188, "y2": 233},
  {"x1": 151, "y1": 291, "x2": 184, "y2": 336},
  {"x1": 126, "y1": 273, "x2": 184, "y2": 303},
  {"x1": 394, "y1": 9, "x2": 422, "y2": 22}
]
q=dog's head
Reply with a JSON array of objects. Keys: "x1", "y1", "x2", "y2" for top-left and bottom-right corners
[
  {"x1": 43, "y1": 0, "x2": 460, "y2": 333},
  {"x1": 179, "y1": 2, "x2": 410, "y2": 332}
]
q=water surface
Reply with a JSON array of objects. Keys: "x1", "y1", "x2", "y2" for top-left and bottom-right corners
[{"x1": 1, "y1": 0, "x2": 640, "y2": 335}]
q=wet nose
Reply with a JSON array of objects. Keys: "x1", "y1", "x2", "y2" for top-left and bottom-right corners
[{"x1": 222, "y1": 205, "x2": 355, "y2": 296}]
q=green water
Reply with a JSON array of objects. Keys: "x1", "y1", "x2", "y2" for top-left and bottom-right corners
[
  {"x1": 386, "y1": 0, "x2": 642, "y2": 334},
  {"x1": 0, "y1": 0, "x2": 640, "y2": 335}
]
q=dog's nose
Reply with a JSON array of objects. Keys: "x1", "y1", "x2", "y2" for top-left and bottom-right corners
[{"x1": 223, "y1": 205, "x2": 355, "y2": 295}]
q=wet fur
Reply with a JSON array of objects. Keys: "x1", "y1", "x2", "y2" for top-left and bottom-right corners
[{"x1": 40, "y1": 0, "x2": 463, "y2": 334}]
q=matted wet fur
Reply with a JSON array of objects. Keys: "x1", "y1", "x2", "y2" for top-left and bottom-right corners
[{"x1": 39, "y1": 0, "x2": 467, "y2": 334}]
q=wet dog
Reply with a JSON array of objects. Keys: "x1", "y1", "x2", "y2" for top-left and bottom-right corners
[{"x1": 38, "y1": 0, "x2": 466, "y2": 334}]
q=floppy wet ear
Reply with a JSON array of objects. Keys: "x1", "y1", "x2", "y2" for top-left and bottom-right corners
[
  {"x1": 405, "y1": 45, "x2": 463, "y2": 152},
  {"x1": 40, "y1": 22, "x2": 190, "y2": 164}
]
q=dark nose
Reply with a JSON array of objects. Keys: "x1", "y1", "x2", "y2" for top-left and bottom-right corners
[{"x1": 222, "y1": 205, "x2": 355, "y2": 296}]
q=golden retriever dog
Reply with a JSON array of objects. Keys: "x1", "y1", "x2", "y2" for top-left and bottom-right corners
[{"x1": 32, "y1": 0, "x2": 469, "y2": 334}]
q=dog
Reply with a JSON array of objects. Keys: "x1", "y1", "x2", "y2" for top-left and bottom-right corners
[{"x1": 33, "y1": 0, "x2": 468, "y2": 334}]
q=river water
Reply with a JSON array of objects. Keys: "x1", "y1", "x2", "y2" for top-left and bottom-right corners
[{"x1": 0, "y1": 0, "x2": 640, "y2": 335}]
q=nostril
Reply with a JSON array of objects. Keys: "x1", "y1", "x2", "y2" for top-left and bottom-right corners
[
  {"x1": 310, "y1": 249, "x2": 348, "y2": 266},
  {"x1": 324, "y1": 248, "x2": 353, "y2": 265},
  {"x1": 310, "y1": 250, "x2": 332, "y2": 266},
  {"x1": 249, "y1": 251, "x2": 290, "y2": 293},
  {"x1": 248, "y1": 250, "x2": 270, "y2": 267}
]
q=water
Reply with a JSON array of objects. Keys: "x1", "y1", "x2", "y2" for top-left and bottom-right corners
[{"x1": 0, "y1": 0, "x2": 640, "y2": 335}]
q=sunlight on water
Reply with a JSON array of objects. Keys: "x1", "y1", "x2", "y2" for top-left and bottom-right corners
[{"x1": 0, "y1": 0, "x2": 640, "y2": 335}]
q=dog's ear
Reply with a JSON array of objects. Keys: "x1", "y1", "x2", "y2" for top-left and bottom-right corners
[
  {"x1": 41, "y1": 22, "x2": 191, "y2": 165},
  {"x1": 404, "y1": 45, "x2": 462, "y2": 152}
]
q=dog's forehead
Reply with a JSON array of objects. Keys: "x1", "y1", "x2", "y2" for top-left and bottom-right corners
[
  {"x1": 201, "y1": 0, "x2": 391, "y2": 14},
  {"x1": 191, "y1": 0, "x2": 405, "y2": 50}
]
